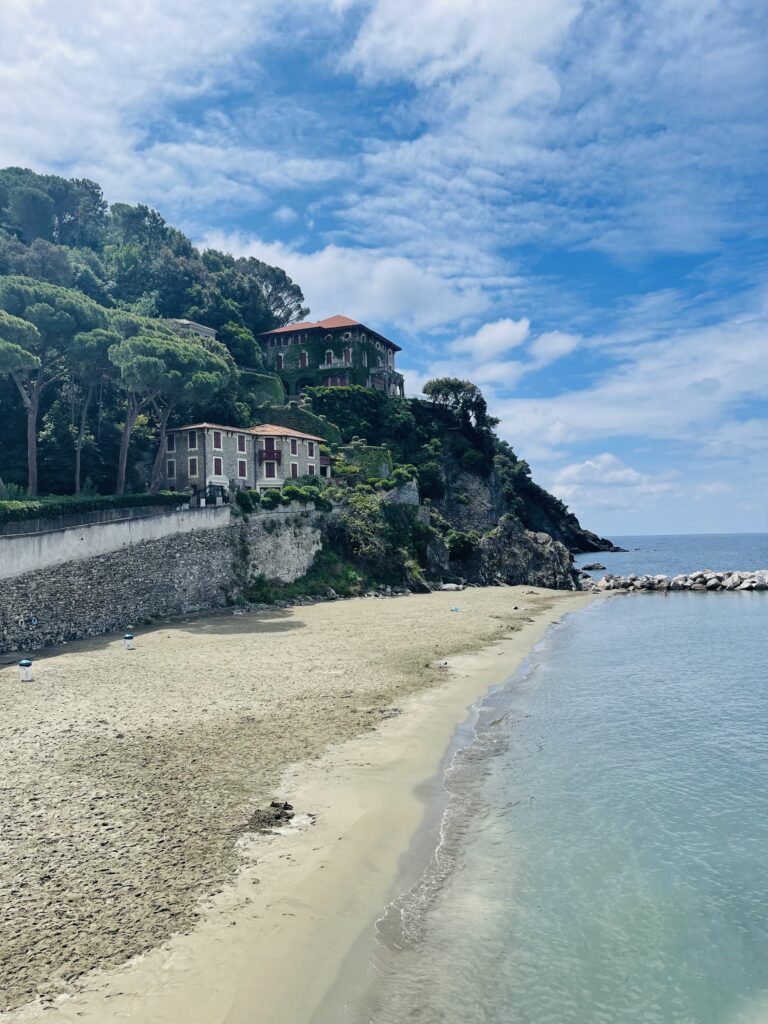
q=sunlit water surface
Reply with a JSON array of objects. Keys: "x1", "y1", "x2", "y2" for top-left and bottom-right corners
[{"x1": 344, "y1": 536, "x2": 768, "y2": 1024}]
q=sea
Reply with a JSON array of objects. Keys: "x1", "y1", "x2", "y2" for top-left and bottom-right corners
[{"x1": 320, "y1": 534, "x2": 768, "y2": 1024}]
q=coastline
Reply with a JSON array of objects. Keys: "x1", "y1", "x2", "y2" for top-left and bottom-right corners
[{"x1": 1, "y1": 587, "x2": 592, "y2": 1024}]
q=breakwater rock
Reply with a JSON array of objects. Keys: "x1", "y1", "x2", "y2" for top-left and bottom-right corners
[{"x1": 580, "y1": 569, "x2": 768, "y2": 593}]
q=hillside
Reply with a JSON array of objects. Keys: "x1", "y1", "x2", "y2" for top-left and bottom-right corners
[{"x1": 0, "y1": 166, "x2": 615, "y2": 594}]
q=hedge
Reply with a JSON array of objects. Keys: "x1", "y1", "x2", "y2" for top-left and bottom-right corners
[{"x1": 0, "y1": 491, "x2": 183, "y2": 525}]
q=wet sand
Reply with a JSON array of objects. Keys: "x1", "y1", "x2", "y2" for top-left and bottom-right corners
[{"x1": 0, "y1": 587, "x2": 591, "y2": 1022}]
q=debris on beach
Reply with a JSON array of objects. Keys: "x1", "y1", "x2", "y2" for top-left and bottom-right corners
[{"x1": 242, "y1": 801, "x2": 295, "y2": 833}]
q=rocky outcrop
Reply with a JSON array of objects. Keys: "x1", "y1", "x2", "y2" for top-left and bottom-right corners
[
  {"x1": 580, "y1": 569, "x2": 768, "y2": 593},
  {"x1": 436, "y1": 456, "x2": 620, "y2": 554},
  {"x1": 438, "y1": 465, "x2": 506, "y2": 532},
  {"x1": 474, "y1": 519, "x2": 577, "y2": 590}
]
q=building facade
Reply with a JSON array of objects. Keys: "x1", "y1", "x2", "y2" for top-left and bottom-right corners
[
  {"x1": 169, "y1": 319, "x2": 218, "y2": 341},
  {"x1": 160, "y1": 422, "x2": 324, "y2": 493},
  {"x1": 257, "y1": 314, "x2": 405, "y2": 398}
]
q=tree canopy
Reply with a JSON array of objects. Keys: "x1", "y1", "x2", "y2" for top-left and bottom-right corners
[{"x1": 0, "y1": 167, "x2": 309, "y2": 495}]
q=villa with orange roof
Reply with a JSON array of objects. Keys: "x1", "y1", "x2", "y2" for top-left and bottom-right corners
[{"x1": 257, "y1": 315, "x2": 405, "y2": 398}]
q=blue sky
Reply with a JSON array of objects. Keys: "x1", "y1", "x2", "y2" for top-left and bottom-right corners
[{"x1": 1, "y1": 0, "x2": 767, "y2": 535}]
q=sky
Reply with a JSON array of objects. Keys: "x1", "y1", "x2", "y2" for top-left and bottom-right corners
[{"x1": 1, "y1": 0, "x2": 766, "y2": 536}]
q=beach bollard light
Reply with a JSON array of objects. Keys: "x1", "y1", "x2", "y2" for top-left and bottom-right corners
[
  {"x1": 19, "y1": 659, "x2": 33, "y2": 682},
  {"x1": 123, "y1": 633, "x2": 135, "y2": 651}
]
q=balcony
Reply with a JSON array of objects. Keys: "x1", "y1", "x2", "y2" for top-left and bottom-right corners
[
  {"x1": 319, "y1": 357, "x2": 352, "y2": 370},
  {"x1": 258, "y1": 449, "x2": 282, "y2": 464}
]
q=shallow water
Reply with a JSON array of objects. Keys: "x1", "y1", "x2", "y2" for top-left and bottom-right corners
[{"x1": 344, "y1": 537, "x2": 768, "y2": 1024}]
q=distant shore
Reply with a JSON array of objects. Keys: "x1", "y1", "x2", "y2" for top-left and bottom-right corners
[{"x1": 0, "y1": 587, "x2": 592, "y2": 1023}]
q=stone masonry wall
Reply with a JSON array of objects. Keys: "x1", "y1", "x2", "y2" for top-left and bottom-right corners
[{"x1": 0, "y1": 508, "x2": 327, "y2": 654}]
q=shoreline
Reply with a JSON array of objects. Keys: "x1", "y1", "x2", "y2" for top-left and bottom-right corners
[{"x1": 1, "y1": 588, "x2": 593, "y2": 1024}]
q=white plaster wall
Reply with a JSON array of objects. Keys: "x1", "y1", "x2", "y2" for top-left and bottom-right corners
[{"x1": 0, "y1": 506, "x2": 231, "y2": 581}]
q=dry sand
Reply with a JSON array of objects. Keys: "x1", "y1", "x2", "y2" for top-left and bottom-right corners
[{"x1": 0, "y1": 586, "x2": 592, "y2": 1022}]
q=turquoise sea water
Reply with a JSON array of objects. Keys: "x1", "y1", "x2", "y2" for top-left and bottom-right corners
[{"x1": 337, "y1": 535, "x2": 768, "y2": 1024}]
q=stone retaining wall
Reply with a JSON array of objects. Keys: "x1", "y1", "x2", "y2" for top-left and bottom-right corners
[
  {"x1": 0, "y1": 506, "x2": 229, "y2": 580},
  {"x1": 0, "y1": 508, "x2": 328, "y2": 654}
]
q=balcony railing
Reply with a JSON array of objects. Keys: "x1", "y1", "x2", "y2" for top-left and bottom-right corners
[
  {"x1": 319, "y1": 357, "x2": 353, "y2": 369},
  {"x1": 258, "y1": 449, "x2": 282, "y2": 464}
]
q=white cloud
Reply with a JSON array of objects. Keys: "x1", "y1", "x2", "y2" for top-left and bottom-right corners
[
  {"x1": 549, "y1": 452, "x2": 676, "y2": 513},
  {"x1": 494, "y1": 310, "x2": 768, "y2": 452},
  {"x1": 451, "y1": 318, "x2": 530, "y2": 360},
  {"x1": 529, "y1": 330, "x2": 580, "y2": 364}
]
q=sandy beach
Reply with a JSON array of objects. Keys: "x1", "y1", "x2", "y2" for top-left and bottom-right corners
[{"x1": 0, "y1": 586, "x2": 591, "y2": 1023}]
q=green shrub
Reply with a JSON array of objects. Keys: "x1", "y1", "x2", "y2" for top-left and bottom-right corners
[
  {"x1": 280, "y1": 484, "x2": 308, "y2": 504},
  {"x1": 446, "y1": 529, "x2": 481, "y2": 562},
  {"x1": 417, "y1": 461, "x2": 445, "y2": 500},
  {"x1": 392, "y1": 464, "x2": 416, "y2": 484},
  {"x1": 235, "y1": 489, "x2": 261, "y2": 513},
  {"x1": 260, "y1": 489, "x2": 282, "y2": 510},
  {"x1": 461, "y1": 448, "x2": 488, "y2": 474},
  {"x1": 0, "y1": 491, "x2": 182, "y2": 525}
]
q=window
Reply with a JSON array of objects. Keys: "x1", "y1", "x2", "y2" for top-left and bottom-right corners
[
  {"x1": 375, "y1": 340, "x2": 382, "y2": 349},
  {"x1": 344, "y1": 348, "x2": 352, "y2": 365},
  {"x1": 189, "y1": 457, "x2": 198, "y2": 477},
  {"x1": 362, "y1": 351, "x2": 368, "y2": 367},
  {"x1": 325, "y1": 350, "x2": 333, "y2": 365},
  {"x1": 308, "y1": 464, "x2": 316, "y2": 476},
  {"x1": 377, "y1": 356, "x2": 383, "y2": 367},
  {"x1": 167, "y1": 433, "x2": 175, "y2": 452},
  {"x1": 275, "y1": 353, "x2": 284, "y2": 370},
  {"x1": 300, "y1": 351, "x2": 308, "y2": 369},
  {"x1": 290, "y1": 438, "x2": 298, "y2": 455},
  {"x1": 188, "y1": 431, "x2": 197, "y2": 450},
  {"x1": 213, "y1": 431, "x2": 223, "y2": 450},
  {"x1": 265, "y1": 437, "x2": 275, "y2": 451},
  {"x1": 238, "y1": 460, "x2": 247, "y2": 478},
  {"x1": 237, "y1": 434, "x2": 246, "y2": 453},
  {"x1": 343, "y1": 331, "x2": 352, "y2": 340},
  {"x1": 265, "y1": 462, "x2": 276, "y2": 479},
  {"x1": 291, "y1": 463, "x2": 298, "y2": 478},
  {"x1": 213, "y1": 457, "x2": 223, "y2": 476},
  {"x1": 308, "y1": 441, "x2": 315, "y2": 456},
  {"x1": 167, "y1": 459, "x2": 176, "y2": 479}
]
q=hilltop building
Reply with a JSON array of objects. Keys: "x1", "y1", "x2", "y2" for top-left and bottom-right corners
[
  {"x1": 168, "y1": 319, "x2": 218, "y2": 340},
  {"x1": 160, "y1": 421, "x2": 327, "y2": 493},
  {"x1": 257, "y1": 315, "x2": 404, "y2": 398}
]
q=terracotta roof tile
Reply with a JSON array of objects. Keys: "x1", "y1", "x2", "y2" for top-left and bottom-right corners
[
  {"x1": 258, "y1": 315, "x2": 401, "y2": 351},
  {"x1": 171, "y1": 422, "x2": 325, "y2": 441}
]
